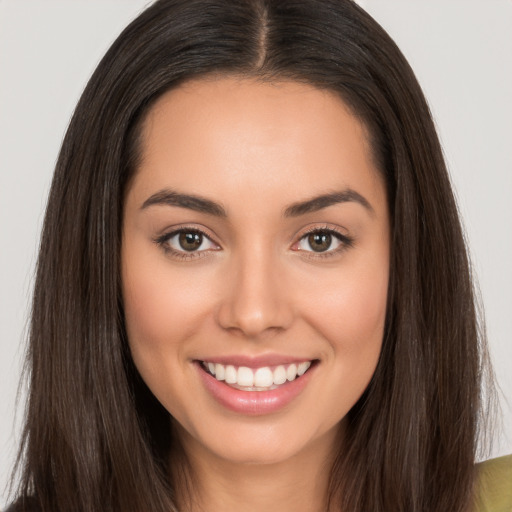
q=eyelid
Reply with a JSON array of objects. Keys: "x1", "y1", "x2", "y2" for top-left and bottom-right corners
[
  {"x1": 291, "y1": 224, "x2": 354, "y2": 256},
  {"x1": 153, "y1": 223, "x2": 354, "y2": 260},
  {"x1": 154, "y1": 224, "x2": 221, "y2": 260}
]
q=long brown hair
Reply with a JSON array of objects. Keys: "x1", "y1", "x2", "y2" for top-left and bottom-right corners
[{"x1": 10, "y1": 1, "x2": 494, "y2": 510}]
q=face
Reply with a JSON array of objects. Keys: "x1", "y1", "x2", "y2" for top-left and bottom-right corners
[{"x1": 122, "y1": 77, "x2": 390, "y2": 466}]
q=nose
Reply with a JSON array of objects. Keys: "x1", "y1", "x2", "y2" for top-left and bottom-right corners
[{"x1": 215, "y1": 247, "x2": 294, "y2": 338}]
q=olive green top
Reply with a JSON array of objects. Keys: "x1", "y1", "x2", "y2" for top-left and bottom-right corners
[{"x1": 474, "y1": 454, "x2": 512, "y2": 511}]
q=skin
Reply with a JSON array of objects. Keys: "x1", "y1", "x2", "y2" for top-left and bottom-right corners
[{"x1": 121, "y1": 76, "x2": 390, "y2": 512}]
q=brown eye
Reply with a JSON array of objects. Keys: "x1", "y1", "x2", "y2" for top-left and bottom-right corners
[
  {"x1": 179, "y1": 231, "x2": 203, "y2": 251},
  {"x1": 159, "y1": 229, "x2": 218, "y2": 255},
  {"x1": 307, "y1": 232, "x2": 333, "y2": 252},
  {"x1": 295, "y1": 229, "x2": 349, "y2": 255}
]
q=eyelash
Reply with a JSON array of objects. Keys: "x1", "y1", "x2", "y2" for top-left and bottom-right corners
[
  {"x1": 154, "y1": 226, "x2": 219, "y2": 261},
  {"x1": 294, "y1": 226, "x2": 355, "y2": 259},
  {"x1": 154, "y1": 225, "x2": 354, "y2": 261}
]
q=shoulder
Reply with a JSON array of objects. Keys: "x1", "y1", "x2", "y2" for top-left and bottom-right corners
[{"x1": 474, "y1": 454, "x2": 512, "y2": 511}]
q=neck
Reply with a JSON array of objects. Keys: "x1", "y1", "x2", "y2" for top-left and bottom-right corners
[{"x1": 172, "y1": 426, "x2": 342, "y2": 512}]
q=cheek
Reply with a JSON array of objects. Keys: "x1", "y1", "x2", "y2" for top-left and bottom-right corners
[
  {"x1": 122, "y1": 234, "x2": 217, "y2": 343},
  {"x1": 121, "y1": 253, "x2": 216, "y2": 419},
  {"x1": 302, "y1": 256, "x2": 389, "y2": 363},
  {"x1": 121, "y1": 242, "x2": 213, "y2": 385}
]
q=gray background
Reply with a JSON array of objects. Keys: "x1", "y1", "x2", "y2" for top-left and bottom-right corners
[{"x1": 1, "y1": 0, "x2": 511, "y2": 506}]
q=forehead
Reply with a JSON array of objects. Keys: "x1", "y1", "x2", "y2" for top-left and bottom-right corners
[{"x1": 130, "y1": 76, "x2": 384, "y2": 212}]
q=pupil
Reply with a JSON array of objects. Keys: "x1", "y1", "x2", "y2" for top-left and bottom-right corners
[
  {"x1": 179, "y1": 232, "x2": 202, "y2": 251},
  {"x1": 309, "y1": 232, "x2": 331, "y2": 252}
]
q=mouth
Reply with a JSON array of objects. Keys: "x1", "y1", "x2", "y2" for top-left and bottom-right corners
[
  {"x1": 199, "y1": 360, "x2": 313, "y2": 391},
  {"x1": 195, "y1": 358, "x2": 318, "y2": 415}
]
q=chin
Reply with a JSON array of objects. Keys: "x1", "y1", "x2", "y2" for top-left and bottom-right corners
[{"x1": 177, "y1": 412, "x2": 341, "y2": 469}]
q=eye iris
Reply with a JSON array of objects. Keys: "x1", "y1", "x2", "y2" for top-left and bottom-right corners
[
  {"x1": 179, "y1": 232, "x2": 202, "y2": 251},
  {"x1": 308, "y1": 232, "x2": 332, "y2": 252}
]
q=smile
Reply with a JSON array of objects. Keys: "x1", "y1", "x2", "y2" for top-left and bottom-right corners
[
  {"x1": 201, "y1": 360, "x2": 312, "y2": 391},
  {"x1": 196, "y1": 358, "x2": 317, "y2": 415}
]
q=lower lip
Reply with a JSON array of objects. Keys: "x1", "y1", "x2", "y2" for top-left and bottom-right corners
[{"x1": 195, "y1": 362, "x2": 316, "y2": 415}]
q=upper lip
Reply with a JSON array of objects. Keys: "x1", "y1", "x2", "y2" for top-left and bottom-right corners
[{"x1": 196, "y1": 354, "x2": 316, "y2": 368}]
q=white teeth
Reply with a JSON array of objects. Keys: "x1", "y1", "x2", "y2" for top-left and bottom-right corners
[
  {"x1": 237, "y1": 366, "x2": 254, "y2": 387},
  {"x1": 297, "y1": 361, "x2": 311, "y2": 376},
  {"x1": 286, "y1": 363, "x2": 297, "y2": 381},
  {"x1": 254, "y1": 367, "x2": 273, "y2": 387},
  {"x1": 225, "y1": 365, "x2": 237, "y2": 384},
  {"x1": 215, "y1": 363, "x2": 225, "y2": 381},
  {"x1": 273, "y1": 365, "x2": 287, "y2": 385},
  {"x1": 203, "y1": 360, "x2": 313, "y2": 389}
]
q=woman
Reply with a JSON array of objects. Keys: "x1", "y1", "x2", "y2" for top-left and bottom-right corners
[{"x1": 7, "y1": 0, "x2": 510, "y2": 511}]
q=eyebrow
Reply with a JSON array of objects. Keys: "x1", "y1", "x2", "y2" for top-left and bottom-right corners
[
  {"x1": 141, "y1": 187, "x2": 374, "y2": 218},
  {"x1": 283, "y1": 189, "x2": 374, "y2": 217},
  {"x1": 141, "y1": 189, "x2": 227, "y2": 217}
]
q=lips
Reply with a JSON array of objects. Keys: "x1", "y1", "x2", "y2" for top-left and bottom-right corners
[{"x1": 195, "y1": 357, "x2": 317, "y2": 415}]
